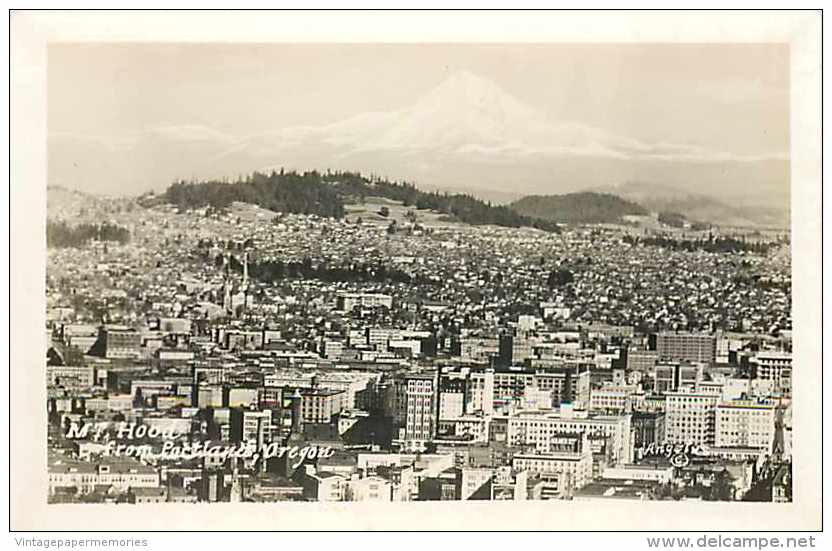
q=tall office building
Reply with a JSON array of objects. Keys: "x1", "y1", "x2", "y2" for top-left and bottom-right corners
[
  {"x1": 632, "y1": 411, "x2": 666, "y2": 449},
  {"x1": 715, "y1": 399, "x2": 777, "y2": 453},
  {"x1": 507, "y1": 408, "x2": 633, "y2": 466},
  {"x1": 664, "y1": 390, "x2": 719, "y2": 445},
  {"x1": 656, "y1": 332, "x2": 717, "y2": 365},
  {"x1": 511, "y1": 431, "x2": 593, "y2": 490},
  {"x1": 231, "y1": 408, "x2": 275, "y2": 450},
  {"x1": 100, "y1": 326, "x2": 142, "y2": 360},
  {"x1": 498, "y1": 334, "x2": 533, "y2": 367},
  {"x1": 466, "y1": 369, "x2": 494, "y2": 415},
  {"x1": 653, "y1": 362, "x2": 705, "y2": 394},
  {"x1": 404, "y1": 372, "x2": 439, "y2": 442},
  {"x1": 750, "y1": 351, "x2": 792, "y2": 393},
  {"x1": 438, "y1": 371, "x2": 467, "y2": 420},
  {"x1": 300, "y1": 388, "x2": 346, "y2": 424}
]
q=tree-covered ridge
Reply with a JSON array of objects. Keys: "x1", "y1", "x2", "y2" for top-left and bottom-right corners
[
  {"x1": 162, "y1": 171, "x2": 345, "y2": 218},
  {"x1": 47, "y1": 220, "x2": 130, "y2": 248},
  {"x1": 509, "y1": 191, "x2": 648, "y2": 224},
  {"x1": 157, "y1": 170, "x2": 560, "y2": 233},
  {"x1": 329, "y1": 172, "x2": 561, "y2": 232}
]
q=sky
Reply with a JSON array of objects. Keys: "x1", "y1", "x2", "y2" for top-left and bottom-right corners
[{"x1": 49, "y1": 43, "x2": 789, "y2": 159}]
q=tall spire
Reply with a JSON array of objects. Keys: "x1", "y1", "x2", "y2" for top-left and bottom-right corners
[
  {"x1": 222, "y1": 251, "x2": 233, "y2": 315},
  {"x1": 241, "y1": 251, "x2": 250, "y2": 316},
  {"x1": 242, "y1": 251, "x2": 249, "y2": 288},
  {"x1": 223, "y1": 281, "x2": 232, "y2": 316}
]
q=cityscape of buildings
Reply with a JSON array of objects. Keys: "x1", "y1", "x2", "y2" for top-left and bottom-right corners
[{"x1": 44, "y1": 193, "x2": 793, "y2": 505}]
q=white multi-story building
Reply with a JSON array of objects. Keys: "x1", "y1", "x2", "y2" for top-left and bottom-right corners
[
  {"x1": 336, "y1": 293, "x2": 393, "y2": 312},
  {"x1": 507, "y1": 407, "x2": 633, "y2": 465},
  {"x1": 750, "y1": 351, "x2": 792, "y2": 393},
  {"x1": 589, "y1": 384, "x2": 643, "y2": 413},
  {"x1": 348, "y1": 474, "x2": 392, "y2": 502},
  {"x1": 522, "y1": 385, "x2": 554, "y2": 410},
  {"x1": 715, "y1": 398, "x2": 777, "y2": 453},
  {"x1": 439, "y1": 391, "x2": 465, "y2": 419},
  {"x1": 301, "y1": 468, "x2": 347, "y2": 501},
  {"x1": 467, "y1": 369, "x2": 494, "y2": 415},
  {"x1": 367, "y1": 327, "x2": 403, "y2": 351},
  {"x1": 48, "y1": 458, "x2": 160, "y2": 496},
  {"x1": 664, "y1": 391, "x2": 719, "y2": 445},
  {"x1": 322, "y1": 339, "x2": 344, "y2": 360},
  {"x1": 512, "y1": 432, "x2": 593, "y2": 490},
  {"x1": 233, "y1": 408, "x2": 275, "y2": 449}
]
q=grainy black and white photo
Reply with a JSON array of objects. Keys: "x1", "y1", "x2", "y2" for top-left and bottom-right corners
[{"x1": 43, "y1": 38, "x2": 796, "y2": 510}]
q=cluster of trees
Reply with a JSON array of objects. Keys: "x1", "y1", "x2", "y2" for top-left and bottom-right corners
[
  {"x1": 46, "y1": 220, "x2": 130, "y2": 248},
  {"x1": 657, "y1": 211, "x2": 688, "y2": 228},
  {"x1": 162, "y1": 169, "x2": 560, "y2": 233},
  {"x1": 655, "y1": 212, "x2": 710, "y2": 231},
  {"x1": 433, "y1": 194, "x2": 561, "y2": 232},
  {"x1": 164, "y1": 170, "x2": 345, "y2": 218},
  {"x1": 546, "y1": 268, "x2": 575, "y2": 288},
  {"x1": 325, "y1": 171, "x2": 429, "y2": 206},
  {"x1": 624, "y1": 234, "x2": 776, "y2": 255},
  {"x1": 510, "y1": 192, "x2": 648, "y2": 224},
  {"x1": 223, "y1": 254, "x2": 437, "y2": 286}
]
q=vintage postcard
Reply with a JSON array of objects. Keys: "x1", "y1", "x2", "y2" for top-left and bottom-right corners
[{"x1": 9, "y1": 9, "x2": 822, "y2": 532}]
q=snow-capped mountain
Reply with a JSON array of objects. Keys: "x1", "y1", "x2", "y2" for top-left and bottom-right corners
[
  {"x1": 317, "y1": 70, "x2": 630, "y2": 155},
  {"x1": 49, "y1": 70, "x2": 790, "y2": 221},
  {"x1": 233, "y1": 71, "x2": 722, "y2": 160},
  {"x1": 233, "y1": 70, "x2": 783, "y2": 162}
]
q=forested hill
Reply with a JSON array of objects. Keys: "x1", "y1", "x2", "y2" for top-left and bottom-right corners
[
  {"x1": 158, "y1": 171, "x2": 346, "y2": 218},
  {"x1": 509, "y1": 192, "x2": 648, "y2": 224},
  {"x1": 153, "y1": 170, "x2": 561, "y2": 233}
]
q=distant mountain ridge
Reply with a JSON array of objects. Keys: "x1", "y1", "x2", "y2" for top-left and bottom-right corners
[
  {"x1": 592, "y1": 181, "x2": 789, "y2": 228},
  {"x1": 509, "y1": 192, "x2": 648, "y2": 224}
]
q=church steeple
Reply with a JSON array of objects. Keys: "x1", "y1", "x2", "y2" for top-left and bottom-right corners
[
  {"x1": 242, "y1": 251, "x2": 249, "y2": 287},
  {"x1": 222, "y1": 251, "x2": 233, "y2": 316}
]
